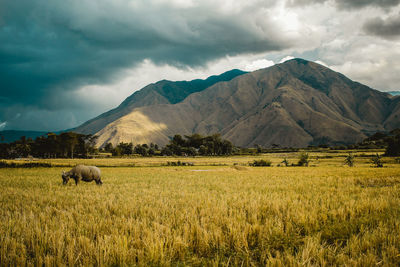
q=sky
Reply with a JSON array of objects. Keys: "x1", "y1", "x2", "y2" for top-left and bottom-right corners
[{"x1": 1, "y1": 0, "x2": 400, "y2": 131}]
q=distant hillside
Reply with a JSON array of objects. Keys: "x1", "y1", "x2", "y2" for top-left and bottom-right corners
[
  {"x1": 0, "y1": 130, "x2": 47, "y2": 143},
  {"x1": 73, "y1": 69, "x2": 247, "y2": 135},
  {"x1": 75, "y1": 59, "x2": 400, "y2": 148},
  {"x1": 388, "y1": 91, "x2": 400, "y2": 96}
]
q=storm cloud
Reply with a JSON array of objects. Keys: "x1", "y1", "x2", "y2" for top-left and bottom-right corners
[
  {"x1": 363, "y1": 14, "x2": 400, "y2": 39},
  {"x1": 287, "y1": 0, "x2": 400, "y2": 9},
  {"x1": 0, "y1": 1, "x2": 287, "y2": 99}
]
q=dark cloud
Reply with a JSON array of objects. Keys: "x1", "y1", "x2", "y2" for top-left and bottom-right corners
[
  {"x1": 287, "y1": 0, "x2": 400, "y2": 9},
  {"x1": 363, "y1": 14, "x2": 400, "y2": 39},
  {"x1": 0, "y1": 0, "x2": 287, "y2": 130},
  {"x1": 335, "y1": 0, "x2": 400, "y2": 9}
]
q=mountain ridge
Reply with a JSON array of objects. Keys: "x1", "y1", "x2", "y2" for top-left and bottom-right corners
[
  {"x1": 85, "y1": 58, "x2": 400, "y2": 148},
  {"x1": 73, "y1": 69, "x2": 247, "y2": 135}
]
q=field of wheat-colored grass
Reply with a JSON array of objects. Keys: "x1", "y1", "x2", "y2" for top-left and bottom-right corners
[
  {"x1": 1, "y1": 149, "x2": 395, "y2": 168},
  {"x1": 1, "y1": 154, "x2": 400, "y2": 266}
]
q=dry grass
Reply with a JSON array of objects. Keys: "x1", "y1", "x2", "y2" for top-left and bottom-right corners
[
  {"x1": 0, "y1": 156, "x2": 400, "y2": 266},
  {"x1": 1, "y1": 149, "x2": 395, "y2": 168}
]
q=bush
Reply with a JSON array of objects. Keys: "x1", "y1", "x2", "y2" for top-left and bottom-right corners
[
  {"x1": 297, "y1": 152, "x2": 310, "y2": 166},
  {"x1": 250, "y1": 159, "x2": 272, "y2": 167},
  {"x1": 281, "y1": 158, "x2": 290, "y2": 167},
  {"x1": 344, "y1": 153, "x2": 355, "y2": 167},
  {"x1": 166, "y1": 161, "x2": 194, "y2": 166},
  {"x1": 371, "y1": 154, "x2": 383, "y2": 168}
]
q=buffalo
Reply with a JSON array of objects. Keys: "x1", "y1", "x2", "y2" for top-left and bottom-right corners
[{"x1": 62, "y1": 165, "x2": 103, "y2": 185}]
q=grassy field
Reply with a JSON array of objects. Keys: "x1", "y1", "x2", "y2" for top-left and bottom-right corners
[{"x1": 1, "y1": 153, "x2": 400, "y2": 266}]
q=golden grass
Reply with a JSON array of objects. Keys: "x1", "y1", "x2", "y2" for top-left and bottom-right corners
[
  {"x1": 0, "y1": 156, "x2": 400, "y2": 266},
  {"x1": 2, "y1": 149, "x2": 395, "y2": 168}
]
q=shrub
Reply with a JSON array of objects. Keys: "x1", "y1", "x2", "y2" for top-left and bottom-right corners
[
  {"x1": 371, "y1": 154, "x2": 383, "y2": 168},
  {"x1": 297, "y1": 152, "x2": 310, "y2": 166},
  {"x1": 250, "y1": 159, "x2": 272, "y2": 167},
  {"x1": 281, "y1": 158, "x2": 290, "y2": 167},
  {"x1": 344, "y1": 153, "x2": 355, "y2": 167}
]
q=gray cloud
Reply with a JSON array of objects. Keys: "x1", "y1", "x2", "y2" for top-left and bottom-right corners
[
  {"x1": 363, "y1": 14, "x2": 400, "y2": 39},
  {"x1": 0, "y1": 0, "x2": 289, "y2": 130},
  {"x1": 335, "y1": 0, "x2": 400, "y2": 9},
  {"x1": 287, "y1": 0, "x2": 400, "y2": 9}
]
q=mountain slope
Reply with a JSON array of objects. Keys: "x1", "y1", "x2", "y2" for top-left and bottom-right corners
[
  {"x1": 81, "y1": 59, "x2": 399, "y2": 148},
  {"x1": 74, "y1": 69, "x2": 246, "y2": 135},
  {"x1": 388, "y1": 91, "x2": 400, "y2": 96}
]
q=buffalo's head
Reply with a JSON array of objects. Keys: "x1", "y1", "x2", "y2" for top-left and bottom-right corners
[{"x1": 61, "y1": 171, "x2": 70, "y2": 185}]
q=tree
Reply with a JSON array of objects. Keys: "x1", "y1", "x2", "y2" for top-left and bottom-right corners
[
  {"x1": 185, "y1": 134, "x2": 204, "y2": 148},
  {"x1": 134, "y1": 144, "x2": 148, "y2": 156},
  {"x1": 172, "y1": 135, "x2": 186, "y2": 147},
  {"x1": 221, "y1": 140, "x2": 233, "y2": 155},
  {"x1": 161, "y1": 146, "x2": 173, "y2": 156},
  {"x1": 59, "y1": 132, "x2": 79, "y2": 158},
  {"x1": 104, "y1": 143, "x2": 114, "y2": 153},
  {"x1": 198, "y1": 145, "x2": 207, "y2": 156},
  {"x1": 83, "y1": 135, "x2": 98, "y2": 157},
  {"x1": 0, "y1": 131, "x2": 99, "y2": 159},
  {"x1": 14, "y1": 136, "x2": 32, "y2": 158},
  {"x1": 116, "y1": 142, "x2": 133, "y2": 155},
  {"x1": 385, "y1": 135, "x2": 400, "y2": 156},
  {"x1": 185, "y1": 147, "x2": 197, "y2": 156}
]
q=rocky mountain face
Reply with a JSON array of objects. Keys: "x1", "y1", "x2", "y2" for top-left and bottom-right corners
[
  {"x1": 75, "y1": 59, "x2": 400, "y2": 148},
  {"x1": 73, "y1": 69, "x2": 246, "y2": 135}
]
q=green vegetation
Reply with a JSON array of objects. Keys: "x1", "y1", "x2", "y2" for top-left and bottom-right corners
[
  {"x1": 1, "y1": 129, "x2": 399, "y2": 161},
  {"x1": 0, "y1": 133, "x2": 235, "y2": 159},
  {"x1": 0, "y1": 156, "x2": 400, "y2": 266},
  {"x1": 371, "y1": 153, "x2": 384, "y2": 168},
  {"x1": 249, "y1": 159, "x2": 272, "y2": 166},
  {"x1": 297, "y1": 152, "x2": 310, "y2": 166},
  {"x1": 0, "y1": 132, "x2": 98, "y2": 159},
  {"x1": 344, "y1": 153, "x2": 355, "y2": 167},
  {"x1": 281, "y1": 158, "x2": 290, "y2": 167},
  {"x1": 103, "y1": 133, "x2": 234, "y2": 157},
  {"x1": 386, "y1": 133, "x2": 400, "y2": 156}
]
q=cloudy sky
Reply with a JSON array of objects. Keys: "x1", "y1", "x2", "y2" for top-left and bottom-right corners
[{"x1": 1, "y1": 0, "x2": 400, "y2": 131}]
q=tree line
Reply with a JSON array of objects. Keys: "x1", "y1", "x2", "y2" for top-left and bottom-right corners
[
  {"x1": 1, "y1": 129, "x2": 399, "y2": 159},
  {"x1": 0, "y1": 133, "x2": 235, "y2": 159},
  {"x1": 102, "y1": 133, "x2": 234, "y2": 156},
  {"x1": 0, "y1": 132, "x2": 97, "y2": 159}
]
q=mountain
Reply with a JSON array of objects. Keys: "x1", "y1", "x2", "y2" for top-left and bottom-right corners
[
  {"x1": 0, "y1": 130, "x2": 47, "y2": 143},
  {"x1": 73, "y1": 69, "x2": 247, "y2": 135},
  {"x1": 388, "y1": 91, "x2": 400, "y2": 96},
  {"x1": 75, "y1": 59, "x2": 400, "y2": 148}
]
